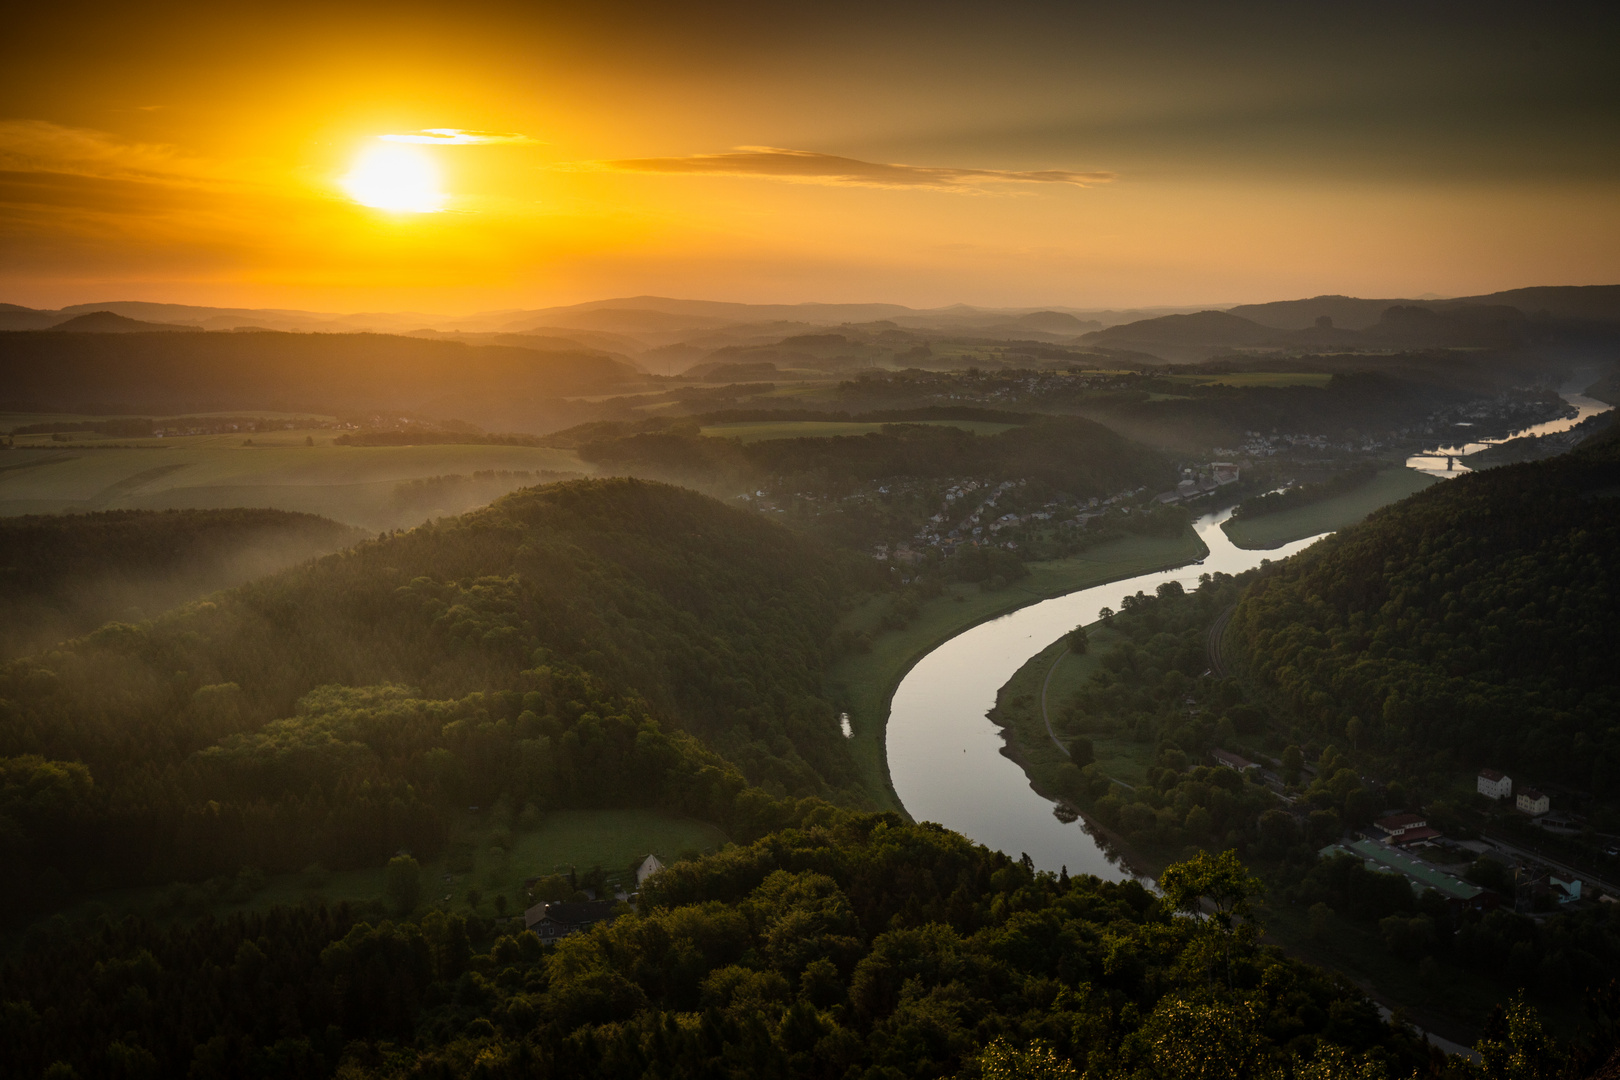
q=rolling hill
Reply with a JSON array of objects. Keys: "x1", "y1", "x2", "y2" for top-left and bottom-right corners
[{"x1": 1230, "y1": 425, "x2": 1620, "y2": 791}]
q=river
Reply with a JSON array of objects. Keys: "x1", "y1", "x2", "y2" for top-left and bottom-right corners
[
  {"x1": 885, "y1": 508, "x2": 1327, "y2": 880},
  {"x1": 887, "y1": 388, "x2": 1615, "y2": 879},
  {"x1": 1405, "y1": 390, "x2": 1612, "y2": 476}
]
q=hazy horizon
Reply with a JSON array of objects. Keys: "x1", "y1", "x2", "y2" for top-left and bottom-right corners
[
  {"x1": 6, "y1": 1, "x2": 1618, "y2": 312},
  {"x1": 1, "y1": 284, "x2": 1594, "y2": 324}
]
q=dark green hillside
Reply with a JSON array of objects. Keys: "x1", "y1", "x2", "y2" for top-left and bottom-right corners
[
  {"x1": 579, "y1": 415, "x2": 1166, "y2": 504},
  {"x1": 1, "y1": 813, "x2": 1454, "y2": 1080},
  {"x1": 740, "y1": 416, "x2": 1161, "y2": 494},
  {"x1": 0, "y1": 480, "x2": 874, "y2": 914},
  {"x1": 0, "y1": 508, "x2": 364, "y2": 659},
  {"x1": 1230, "y1": 429, "x2": 1620, "y2": 790}
]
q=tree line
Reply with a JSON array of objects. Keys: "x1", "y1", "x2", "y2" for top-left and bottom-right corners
[{"x1": 3, "y1": 809, "x2": 1534, "y2": 1080}]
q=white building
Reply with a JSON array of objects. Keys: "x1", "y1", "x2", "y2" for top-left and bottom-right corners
[
  {"x1": 1517, "y1": 789, "x2": 1550, "y2": 816},
  {"x1": 1477, "y1": 769, "x2": 1512, "y2": 800},
  {"x1": 636, "y1": 854, "x2": 665, "y2": 887}
]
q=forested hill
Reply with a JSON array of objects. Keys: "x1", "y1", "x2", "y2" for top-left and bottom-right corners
[
  {"x1": 578, "y1": 415, "x2": 1169, "y2": 497},
  {"x1": 0, "y1": 508, "x2": 364, "y2": 659},
  {"x1": 0, "y1": 816, "x2": 1454, "y2": 1080},
  {"x1": 0, "y1": 479, "x2": 874, "y2": 912},
  {"x1": 1230, "y1": 428, "x2": 1620, "y2": 790}
]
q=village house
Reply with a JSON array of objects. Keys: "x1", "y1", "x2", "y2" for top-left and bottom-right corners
[
  {"x1": 636, "y1": 854, "x2": 664, "y2": 887},
  {"x1": 1477, "y1": 769, "x2": 1513, "y2": 800},
  {"x1": 1210, "y1": 749, "x2": 1260, "y2": 774},
  {"x1": 1517, "y1": 789, "x2": 1550, "y2": 816},
  {"x1": 1373, "y1": 812, "x2": 1442, "y2": 847},
  {"x1": 523, "y1": 899, "x2": 620, "y2": 941}
]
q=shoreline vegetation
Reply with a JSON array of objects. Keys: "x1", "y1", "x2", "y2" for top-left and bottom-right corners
[
  {"x1": 827, "y1": 527, "x2": 1207, "y2": 813},
  {"x1": 986, "y1": 619, "x2": 1510, "y2": 1045},
  {"x1": 987, "y1": 557, "x2": 1612, "y2": 1047}
]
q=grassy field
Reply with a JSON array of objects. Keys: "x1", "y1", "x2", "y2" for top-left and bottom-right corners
[
  {"x1": 1222, "y1": 467, "x2": 1436, "y2": 549},
  {"x1": 986, "y1": 624, "x2": 1157, "y2": 796},
  {"x1": 1162, "y1": 372, "x2": 1335, "y2": 388},
  {"x1": 45, "y1": 808, "x2": 727, "y2": 932},
  {"x1": 699, "y1": 419, "x2": 1018, "y2": 442},
  {"x1": 828, "y1": 529, "x2": 1206, "y2": 812},
  {"x1": 0, "y1": 429, "x2": 588, "y2": 529}
]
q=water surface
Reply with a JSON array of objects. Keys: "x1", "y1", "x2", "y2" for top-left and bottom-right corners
[
  {"x1": 1406, "y1": 391, "x2": 1612, "y2": 476},
  {"x1": 886, "y1": 510, "x2": 1324, "y2": 879}
]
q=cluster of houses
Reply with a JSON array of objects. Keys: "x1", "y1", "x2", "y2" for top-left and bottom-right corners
[
  {"x1": 1152, "y1": 463, "x2": 1240, "y2": 505},
  {"x1": 1476, "y1": 768, "x2": 1552, "y2": 817},
  {"x1": 1206, "y1": 748, "x2": 1593, "y2": 910},
  {"x1": 741, "y1": 474, "x2": 1157, "y2": 564},
  {"x1": 519, "y1": 854, "x2": 664, "y2": 942}
]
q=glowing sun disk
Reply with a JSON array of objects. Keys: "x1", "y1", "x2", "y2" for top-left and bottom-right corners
[{"x1": 341, "y1": 144, "x2": 445, "y2": 212}]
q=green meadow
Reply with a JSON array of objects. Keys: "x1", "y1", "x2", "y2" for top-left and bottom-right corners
[
  {"x1": 1222, "y1": 467, "x2": 1437, "y2": 549},
  {"x1": 1162, "y1": 371, "x2": 1335, "y2": 388},
  {"x1": 0, "y1": 426, "x2": 588, "y2": 529},
  {"x1": 49, "y1": 808, "x2": 727, "y2": 931},
  {"x1": 992, "y1": 627, "x2": 1158, "y2": 794}
]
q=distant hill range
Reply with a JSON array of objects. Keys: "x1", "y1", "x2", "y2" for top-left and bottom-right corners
[
  {"x1": 4, "y1": 284, "x2": 1618, "y2": 378},
  {"x1": 1228, "y1": 285, "x2": 1620, "y2": 330},
  {"x1": 1079, "y1": 286, "x2": 1620, "y2": 359}
]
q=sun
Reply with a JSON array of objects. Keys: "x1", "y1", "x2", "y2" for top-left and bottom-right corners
[{"x1": 340, "y1": 143, "x2": 445, "y2": 213}]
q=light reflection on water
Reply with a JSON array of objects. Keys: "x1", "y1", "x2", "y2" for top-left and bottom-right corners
[
  {"x1": 886, "y1": 510, "x2": 1325, "y2": 880},
  {"x1": 1405, "y1": 392, "x2": 1612, "y2": 477}
]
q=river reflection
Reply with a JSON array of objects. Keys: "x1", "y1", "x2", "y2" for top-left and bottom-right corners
[
  {"x1": 885, "y1": 509, "x2": 1325, "y2": 880},
  {"x1": 1406, "y1": 391, "x2": 1613, "y2": 477}
]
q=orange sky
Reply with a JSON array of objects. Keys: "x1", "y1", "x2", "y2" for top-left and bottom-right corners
[{"x1": 3, "y1": 1, "x2": 1618, "y2": 312}]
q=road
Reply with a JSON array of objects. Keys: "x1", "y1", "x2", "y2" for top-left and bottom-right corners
[
  {"x1": 1205, "y1": 602, "x2": 1237, "y2": 677},
  {"x1": 1481, "y1": 831, "x2": 1620, "y2": 897}
]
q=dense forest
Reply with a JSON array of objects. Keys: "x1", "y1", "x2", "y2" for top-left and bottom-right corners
[
  {"x1": 0, "y1": 480, "x2": 879, "y2": 919},
  {"x1": 0, "y1": 509, "x2": 363, "y2": 659},
  {"x1": 1035, "y1": 578, "x2": 1620, "y2": 1008},
  {"x1": 1229, "y1": 427, "x2": 1620, "y2": 791},
  {"x1": 4, "y1": 807, "x2": 1513, "y2": 1080},
  {"x1": 575, "y1": 415, "x2": 1167, "y2": 499}
]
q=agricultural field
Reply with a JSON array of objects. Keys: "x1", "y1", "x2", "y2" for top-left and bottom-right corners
[
  {"x1": 1162, "y1": 371, "x2": 1335, "y2": 388},
  {"x1": 1221, "y1": 467, "x2": 1436, "y2": 549},
  {"x1": 0, "y1": 425, "x2": 588, "y2": 529},
  {"x1": 698, "y1": 418, "x2": 1019, "y2": 442}
]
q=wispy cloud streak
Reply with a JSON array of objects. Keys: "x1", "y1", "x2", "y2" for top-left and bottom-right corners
[
  {"x1": 379, "y1": 129, "x2": 534, "y2": 145},
  {"x1": 0, "y1": 120, "x2": 221, "y2": 185},
  {"x1": 577, "y1": 146, "x2": 1115, "y2": 191}
]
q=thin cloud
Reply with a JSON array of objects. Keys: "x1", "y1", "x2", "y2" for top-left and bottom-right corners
[
  {"x1": 578, "y1": 146, "x2": 1115, "y2": 191},
  {"x1": 0, "y1": 119, "x2": 228, "y2": 187},
  {"x1": 379, "y1": 129, "x2": 534, "y2": 145}
]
